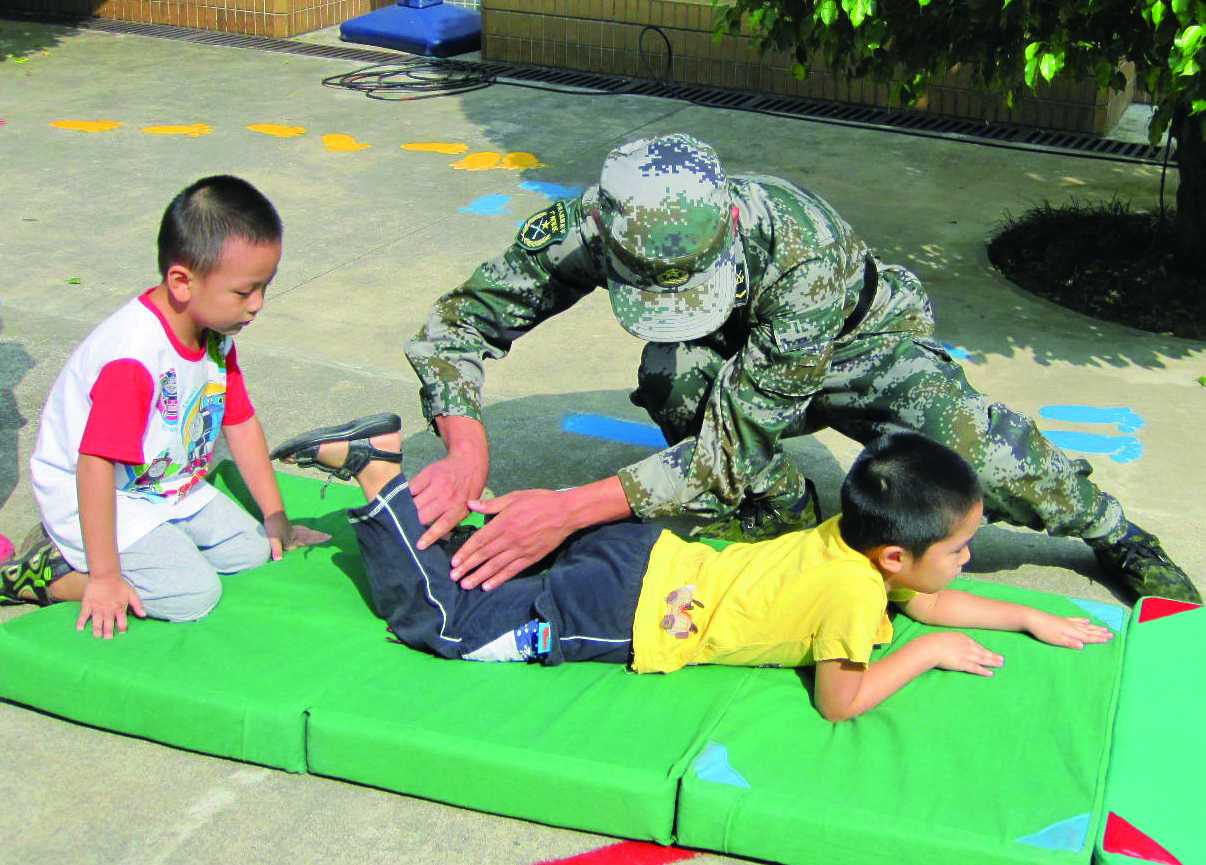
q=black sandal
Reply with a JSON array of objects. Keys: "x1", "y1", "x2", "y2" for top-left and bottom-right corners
[{"x1": 270, "y1": 413, "x2": 404, "y2": 482}]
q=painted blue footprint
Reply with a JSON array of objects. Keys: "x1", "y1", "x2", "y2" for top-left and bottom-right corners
[
  {"x1": 458, "y1": 194, "x2": 512, "y2": 216},
  {"x1": 1042, "y1": 430, "x2": 1143, "y2": 464},
  {"x1": 1038, "y1": 405, "x2": 1145, "y2": 433},
  {"x1": 519, "y1": 180, "x2": 584, "y2": 200},
  {"x1": 562, "y1": 413, "x2": 666, "y2": 449}
]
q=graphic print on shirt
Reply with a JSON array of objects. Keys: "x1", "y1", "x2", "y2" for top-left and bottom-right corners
[
  {"x1": 178, "y1": 380, "x2": 226, "y2": 492},
  {"x1": 119, "y1": 333, "x2": 230, "y2": 501},
  {"x1": 130, "y1": 449, "x2": 179, "y2": 493},
  {"x1": 155, "y1": 368, "x2": 180, "y2": 427},
  {"x1": 661, "y1": 585, "x2": 704, "y2": 639}
]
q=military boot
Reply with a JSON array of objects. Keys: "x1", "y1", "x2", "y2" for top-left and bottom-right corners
[
  {"x1": 1089, "y1": 523, "x2": 1202, "y2": 603},
  {"x1": 694, "y1": 480, "x2": 822, "y2": 543}
]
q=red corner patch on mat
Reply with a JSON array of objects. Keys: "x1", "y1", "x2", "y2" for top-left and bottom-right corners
[
  {"x1": 1102, "y1": 813, "x2": 1181, "y2": 864},
  {"x1": 536, "y1": 841, "x2": 698, "y2": 865},
  {"x1": 1137, "y1": 598, "x2": 1201, "y2": 624}
]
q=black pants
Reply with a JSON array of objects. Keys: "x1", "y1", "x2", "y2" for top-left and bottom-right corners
[{"x1": 348, "y1": 474, "x2": 664, "y2": 665}]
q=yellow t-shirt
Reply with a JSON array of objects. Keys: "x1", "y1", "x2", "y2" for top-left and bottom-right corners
[{"x1": 631, "y1": 516, "x2": 916, "y2": 674}]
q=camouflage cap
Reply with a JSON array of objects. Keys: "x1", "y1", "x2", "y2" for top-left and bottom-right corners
[{"x1": 597, "y1": 133, "x2": 741, "y2": 342}]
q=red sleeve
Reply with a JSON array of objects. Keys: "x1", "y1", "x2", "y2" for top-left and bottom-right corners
[
  {"x1": 222, "y1": 342, "x2": 255, "y2": 426},
  {"x1": 79, "y1": 359, "x2": 155, "y2": 464}
]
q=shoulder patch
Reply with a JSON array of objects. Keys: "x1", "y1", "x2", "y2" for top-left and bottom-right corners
[{"x1": 516, "y1": 201, "x2": 569, "y2": 252}]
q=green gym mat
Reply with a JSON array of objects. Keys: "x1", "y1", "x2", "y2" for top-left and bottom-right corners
[
  {"x1": 0, "y1": 465, "x2": 371, "y2": 772},
  {"x1": 305, "y1": 652, "x2": 752, "y2": 842},
  {"x1": 675, "y1": 580, "x2": 1129, "y2": 865},
  {"x1": 0, "y1": 464, "x2": 753, "y2": 842},
  {"x1": 0, "y1": 466, "x2": 1133, "y2": 860},
  {"x1": 1096, "y1": 596, "x2": 1204, "y2": 865}
]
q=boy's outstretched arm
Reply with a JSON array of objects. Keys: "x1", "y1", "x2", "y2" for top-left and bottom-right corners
[
  {"x1": 77, "y1": 454, "x2": 146, "y2": 638},
  {"x1": 814, "y1": 632, "x2": 1004, "y2": 722},
  {"x1": 902, "y1": 590, "x2": 1115, "y2": 649},
  {"x1": 223, "y1": 416, "x2": 329, "y2": 559}
]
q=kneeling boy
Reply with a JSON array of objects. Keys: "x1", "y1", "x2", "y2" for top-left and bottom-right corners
[
  {"x1": 273, "y1": 418, "x2": 1111, "y2": 721},
  {"x1": 1, "y1": 176, "x2": 327, "y2": 637}
]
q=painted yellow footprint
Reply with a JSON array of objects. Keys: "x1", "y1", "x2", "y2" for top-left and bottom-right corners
[
  {"x1": 323, "y1": 133, "x2": 371, "y2": 152},
  {"x1": 402, "y1": 141, "x2": 469, "y2": 154},
  {"x1": 50, "y1": 119, "x2": 123, "y2": 133},
  {"x1": 450, "y1": 151, "x2": 546, "y2": 171},
  {"x1": 142, "y1": 123, "x2": 212, "y2": 137},
  {"x1": 247, "y1": 124, "x2": 307, "y2": 138}
]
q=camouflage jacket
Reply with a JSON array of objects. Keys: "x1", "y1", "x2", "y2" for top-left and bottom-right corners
[{"x1": 405, "y1": 176, "x2": 872, "y2": 520}]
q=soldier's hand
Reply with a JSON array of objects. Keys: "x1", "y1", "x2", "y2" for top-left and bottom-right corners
[
  {"x1": 450, "y1": 489, "x2": 573, "y2": 591},
  {"x1": 412, "y1": 452, "x2": 488, "y2": 550}
]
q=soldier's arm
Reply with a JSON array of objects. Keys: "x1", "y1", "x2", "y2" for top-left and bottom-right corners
[
  {"x1": 404, "y1": 198, "x2": 602, "y2": 427},
  {"x1": 616, "y1": 251, "x2": 852, "y2": 521},
  {"x1": 406, "y1": 198, "x2": 603, "y2": 548}
]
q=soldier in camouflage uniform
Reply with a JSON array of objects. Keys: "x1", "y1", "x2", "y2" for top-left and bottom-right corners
[{"x1": 405, "y1": 133, "x2": 1199, "y2": 603}]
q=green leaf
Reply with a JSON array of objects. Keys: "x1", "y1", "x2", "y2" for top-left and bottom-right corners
[
  {"x1": 1179, "y1": 57, "x2": 1200, "y2": 76},
  {"x1": 1025, "y1": 56, "x2": 1040, "y2": 87},
  {"x1": 1175, "y1": 23, "x2": 1204, "y2": 52},
  {"x1": 1171, "y1": 0, "x2": 1188, "y2": 14},
  {"x1": 1192, "y1": 98, "x2": 1206, "y2": 113},
  {"x1": 849, "y1": 0, "x2": 867, "y2": 28},
  {"x1": 66, "y1": 277, "x2": 81, "y2": 285},
  {"x1": 818, "y1": 0, "x2": 839, "y2": 26},
  {"x1": 1039, "y1": 51, "x2": 1064, "y2": 82},
  {"x1": 1197, "y1": 375, "x2": 1206, "y2": 386},
  {"x1": 1151, "y1": 0, "x2": 1167, "y2": 26},
  {"x1": 918, "y1": 0, "x2": 932, "y2": 7},
  {"x1": 1003, "y1": 0, "x2": 1013, "y2": 8},
  {"x1": 791, "y1": 61, "x2": 808, "y2": 79},
  {"x1": 1025, "y1": 41, "x2": 1042, "y2": 62}
]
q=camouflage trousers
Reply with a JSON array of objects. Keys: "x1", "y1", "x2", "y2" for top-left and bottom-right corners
[{"x1": 631, "y1": 265, "x2": 1126, "y2": 541}]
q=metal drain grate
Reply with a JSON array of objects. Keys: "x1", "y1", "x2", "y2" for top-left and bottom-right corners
[{"x1": 6, "y1": 12, "x2": 1169, "y2": 165}]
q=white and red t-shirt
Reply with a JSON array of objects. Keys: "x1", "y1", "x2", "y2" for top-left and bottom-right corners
[{"x1": 31, "y1": 290, "x2": 255, "y2": 571}]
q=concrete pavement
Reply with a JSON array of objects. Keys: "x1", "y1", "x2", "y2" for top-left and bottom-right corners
[{"x1": 2, "y1": 16, "x2": 1203, "y2": 865}]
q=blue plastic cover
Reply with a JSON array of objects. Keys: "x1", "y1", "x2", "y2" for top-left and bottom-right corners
[{"x1": 340, "y1": 4, "x2": 480, "y2": 58}]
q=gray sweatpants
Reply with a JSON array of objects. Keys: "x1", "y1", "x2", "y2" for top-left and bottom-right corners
[{"x1": 119, "y1": 492, "x2": 270, "y2": 622}]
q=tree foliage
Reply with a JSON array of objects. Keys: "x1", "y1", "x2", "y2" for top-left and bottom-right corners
[
  {"x1": 712, "y1": 0, "x2": 1205, "y2": 146},
  {"x1": 714, "y1": 0, "x2": 1206, "y2": 267}
]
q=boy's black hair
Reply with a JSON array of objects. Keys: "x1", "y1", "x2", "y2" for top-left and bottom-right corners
[
  {"x1": 157, "y1": 175, "x2": 282, "y2": 278},
  {"x1": 839, "y1": 432, "x2": 982, "y2": 557}
]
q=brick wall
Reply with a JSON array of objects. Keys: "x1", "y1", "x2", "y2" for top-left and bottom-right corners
[
  {"x1": 482, "y1": 0, "x2": 1134, "y2": 134},
  {"x1": 7, "y1": 0, "x2": 393, "y2": 37}
]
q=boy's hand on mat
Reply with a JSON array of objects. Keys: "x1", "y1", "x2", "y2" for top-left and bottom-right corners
[
  {"x1": 452, "y1": 489, "x2": 572, "y2": 591},
  {"x1": 925, "y1": 632, "x2": 1004, "y2": 677},
  {"x1": 286, "y1": 524, "x2": 332, "y2": 552},
  {"x1": 1027, "y1": 613, "x2": 1115, "y2": 649},
  {"x1": 412, "y1": 453, "x2": 488, "y2": 551},
  {"x1": 77, "y1": 573, "x2": 145, "y2": 639},
  {"x1": 264, "y1": 513, "x2": 331, "y2": 560}
]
